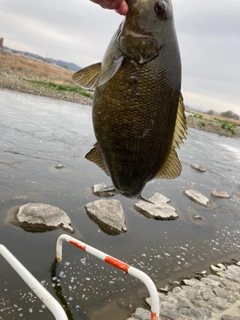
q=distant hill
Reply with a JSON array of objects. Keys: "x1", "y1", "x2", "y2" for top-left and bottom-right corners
[{"x1": 3, "y1": 46, "x2": 81, "y2": 72}]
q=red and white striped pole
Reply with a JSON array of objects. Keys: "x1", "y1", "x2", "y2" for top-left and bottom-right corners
[{"x1": 56, "y1": 234, "x2": 160, "y2": 320}]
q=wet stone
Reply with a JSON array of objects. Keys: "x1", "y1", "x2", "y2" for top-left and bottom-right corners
[
  {"x1": 184, "y1": 189, "x2": 209, "y2": 206},
  {"x1": 134, "y1": 193, "x2": 178, "y2": 220},
  {"x1": 211, "y1": 264, "x2": 226, "y2": 273},
  {"x1": 221, "y1": 315, "x2": 240, "y2": 320},
  {"x1": 213, "y1": 287, "x2": 230, "y2": 299},
  {"x1": 17, "y1": 203, "x2": 73, "y2": 232},
  {"x1": 55, "y1": 164, "x2": 64, "y2": 169},
  {"x1": 161, "y1": 302, "x2": 178, "y2": 319},
  {"x1": 211, "y1": 189, "x2": 230, "y2": 198},
  {"x1": 173, "y1": 287, "x2": 182, "y2": 294},
  {"x1": 91, "y1": 184, "x2": 116, "y2": 197},
  {"x1": 159, "y1": 285, "x2": 170, "y2": 292},
  {"x1": 85, "y1": 199, "x2": 127, "y2": 235},
  {"x1": 127, "y1": 307, "x2": 150, "y2": 320},
  {"x1": 193, "y1": 214, "x2": 202, "y2": 220},
  {"x1": 191, "y1": 164, "x2": 207, "y2": 172}
]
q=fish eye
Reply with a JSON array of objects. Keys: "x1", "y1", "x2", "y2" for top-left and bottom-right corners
[{"x1": 154, "y1": 2, "x2": 166, "y2": 15}]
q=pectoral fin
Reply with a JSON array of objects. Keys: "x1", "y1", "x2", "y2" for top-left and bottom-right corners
[
  {"x1": 72, "y1": 62, "x2": 101, "y2": 89},
  {"x1": 98, "y1": 55, "x2": 124, "y2": 87},
  {"x1": 85, "y1": 143, "x2": 110, "y2": 176},
  {"x1": 155, "y1": 93, "x2": 187, "y2": 179}
]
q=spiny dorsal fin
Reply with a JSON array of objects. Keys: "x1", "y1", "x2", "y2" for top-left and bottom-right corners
[
  {"x1": 85, "y1": 143, "x2": 110, "y2": 176},
  {"x1": 155, "y1": 93, "x2": 187, "y2": 179},
  {"x1": 72, "y1": 62, "x2": 101, "y2": 89},
  {"x1": 155, "y1": 148, "x2": 182, "y2": 179}
]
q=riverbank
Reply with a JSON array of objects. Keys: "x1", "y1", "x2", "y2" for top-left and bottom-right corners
[
  {"x1": 187, "y1": 113, "x2": 240, "y2": 139},
  {"x1": 128, "y1": 261, "x2": 240, "y2": 320},
  {"x1": 0, "y1": 48, "x2": 92, "y2": 105}
]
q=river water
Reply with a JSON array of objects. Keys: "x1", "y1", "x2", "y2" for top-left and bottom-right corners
[{"x1": 0, "y1": 89, "x2": 240, "y2": 320}]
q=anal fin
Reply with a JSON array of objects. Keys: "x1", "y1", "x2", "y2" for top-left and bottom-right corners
[{"x1": 85, "y1": 143, "x2": 110, "y2": 176}]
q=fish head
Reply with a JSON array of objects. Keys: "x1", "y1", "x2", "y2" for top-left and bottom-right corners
[{"x1": 117, "y1": 0, "x2": 175, "y2": 64}]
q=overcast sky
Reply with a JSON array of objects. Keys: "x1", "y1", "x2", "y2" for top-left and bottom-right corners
[{"x1": 1, "y1": 0, "x2": 240, "y2": 115}]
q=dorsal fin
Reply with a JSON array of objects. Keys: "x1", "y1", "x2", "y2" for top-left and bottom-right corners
[
  {"x1": 85, "y1": 143, "x2": 110, "y2": 176},
  {"x1": 72, "y1": 62, "x2": 101, "y2": 89},
  {"x1": 172, "y1": 93, "x2": 187, "y2": 148},
  {"x1": 155, "y1": 93, "x2": 187, "y2": 179}
]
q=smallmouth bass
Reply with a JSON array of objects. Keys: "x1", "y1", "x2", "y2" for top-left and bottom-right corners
[{"x1": 73, "y1": 0, "x2": 187, "y2": 200}]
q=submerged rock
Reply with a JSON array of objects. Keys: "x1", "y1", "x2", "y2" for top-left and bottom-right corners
[
  {"x1": 211, "y1": 189, "x2": 230, "y2": 198},
  {"x1": 134, "y1": 193, "x2": 178, "y2": 220},
  {"x1": 55, "y1": 164, "x2": 64, "y2": 169},
  {"x1": 91, "y1": 184, "x2": 116, "y2": 197},
  {"x1": 192, "y1": 214, "x2": 202, "y2": 220},
  {"x1": 85, "y1": 199, "x2": 127, "y2": 235},
  {"x1": 184, "y1": 189, "x2": 209, "y2": 206},
  {"x1": 17, "y1": 203, "x2": 73, "y2": 232},
  {"x1": 211, "y1": 263, "x2": 226, "y2": 273},
  {"x1": 191, "y1": 164, "x2": 207, "y2": 172}
]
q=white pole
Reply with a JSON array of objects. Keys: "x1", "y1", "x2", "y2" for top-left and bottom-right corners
[
  {"x1": 56, "y1": 234, "x2": 160, "y2": 320},
  {"x1": 0, "y1": 244, "x2": 68, "y2": 320}
]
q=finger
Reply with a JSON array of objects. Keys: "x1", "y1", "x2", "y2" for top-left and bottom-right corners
[{"x1": 115, "y1": 1, "x2": 128, "y2": 15}]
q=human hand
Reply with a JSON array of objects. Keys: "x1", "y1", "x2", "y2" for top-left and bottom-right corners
[{"x1": 90, "y1": 0, "x2": 128, "y2": 15}]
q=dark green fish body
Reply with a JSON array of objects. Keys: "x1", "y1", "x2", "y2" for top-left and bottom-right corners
[{"x1": 73, "y1": 0, "x2": 187, "y2": 199}]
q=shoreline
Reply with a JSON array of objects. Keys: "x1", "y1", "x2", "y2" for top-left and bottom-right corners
[
  {"x1": 0, "y1": 48, "x2": 92, "y2": 106},
  {"x1": 127, "y1": 260, "x2": 240, "y2": 320},
  {"x1": 1, "y1": 85, "x2": 240, "y2": 139},
  {"x1": 0, "y1": 72, "x2": 92, "y2": 106}
]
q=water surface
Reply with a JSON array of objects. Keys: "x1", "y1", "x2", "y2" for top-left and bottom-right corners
[{"x1": 0, "y1": 89, "x2": 239, "y2": 320}]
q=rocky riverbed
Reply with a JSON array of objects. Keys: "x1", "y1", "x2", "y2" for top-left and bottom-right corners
[{"x1": 128, "y1": 262, "x2": 240, "y2": 320}]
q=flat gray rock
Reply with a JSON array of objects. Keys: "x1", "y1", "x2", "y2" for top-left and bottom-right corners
[
  {"x1": 192, "y1": 214, "x2": 202, "y2": 220},
  {"x1": 55, "y1": 164, "x2": 64, "y2": 169},
  {"x1": 211, "y1": 189, "x2": 230, "y2": 198},
  {"x1": 91, "y1": 184, "x2": 116, "y2": 197},
  {"x1": 134, "y1": 193, "x2": 178, "y2": 220},
  {"x1": 17, "y1": 203, "x2": 73, "y2": 231},
  {"x1": 191, "y1": 164, "x2": 207, "y2": 172},
  {"x1": 184, "y1": 189, "x2": 209, "y2": 206},
  {"x1": 85, "y1": 199, "x2": 127, "y2": 235}
]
